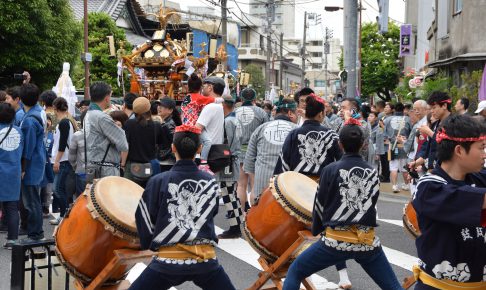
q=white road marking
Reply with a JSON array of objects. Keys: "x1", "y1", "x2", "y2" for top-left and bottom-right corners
[
  {"x1": 378, "y1": 218, "x2": 404, "y2": 227},
  {"x1": 215, "y1": 226, "x2": 341, "y2": 289}
]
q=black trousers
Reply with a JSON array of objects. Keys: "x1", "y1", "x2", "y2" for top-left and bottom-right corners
[{"x1": 379, "y1": 154, "x2": 390, "y2": 181}]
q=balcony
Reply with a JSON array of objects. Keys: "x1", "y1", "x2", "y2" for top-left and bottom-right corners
[{"x1": 238, "y1": 43, "x2": 278, "y2": 61}]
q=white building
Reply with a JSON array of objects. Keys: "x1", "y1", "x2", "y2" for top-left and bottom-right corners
[
  {"x1": 283, "y1": 37, "x2": 341, "y2": 96},
  {"x1": 249, "y1": 0, "x2": 296, "y2": 38}
]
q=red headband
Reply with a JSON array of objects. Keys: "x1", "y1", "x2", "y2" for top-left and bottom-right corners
[
  {"x1": 344, "y1": 118, "x2": 362, "y2": 126},
  {"x1": 309, "y1": 93, "x2": 326, "y2": 105},
  {"x1": 431, "y1": 99, "x2": 452, "y2": 106},
  {"x1": 435, "y1": 128, "x2": 486, "y2": 144},
  {"x1": 175, "y1": 124, "x2": 201, "y2": 135}
]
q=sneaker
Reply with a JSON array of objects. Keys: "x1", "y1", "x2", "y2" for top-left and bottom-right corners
[
  {"x1": 392, "y1": 184, "x2": 400, "y2": 193},
  {"x1": 401, "y1": 183, "x2": 410, "y2": 191},
  {"x1": 338, "y1": 281, "x2": 352, "y2": 289},
  {"x1": 218, "y1": 226, "x2": 241, "y2": 239},
  {"x1": 3, "y1": 240, "x2": 17, "y2": 250},
  {"x1": 49, "y1": 217, "x2": 61, "y2": 225},
  {"x1": 18, "y1": 237, "x2": 46, "y2": 245}
]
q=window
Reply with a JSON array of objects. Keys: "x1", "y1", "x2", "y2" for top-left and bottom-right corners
[
  {"x1": 314, "y1": 80, "x2": 326, "y2": 87},
  {"x1": 312, "y1": 63, "x2": 322, "y2": 69},
  {"x1": 311, "y1": 52, "x2": 322, "y2": 57},
  {"x1": 454, "y1": 0, "x2": 463, "y2": 14}
]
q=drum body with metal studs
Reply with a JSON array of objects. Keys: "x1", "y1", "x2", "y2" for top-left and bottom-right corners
[
  {"x1": 403, "y1": 201, "x2": 421, "y2": 238},
  {"x1": 54, "y1": 176, "x2": 143, "y2": 285},
  {"x1": 242, "y1": 172, "x2": 317, "y2": 261}
]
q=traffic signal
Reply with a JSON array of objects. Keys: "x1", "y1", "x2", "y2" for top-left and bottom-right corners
[{"x1": 376, "y1": 0, "x2": 389, "y2": 34}]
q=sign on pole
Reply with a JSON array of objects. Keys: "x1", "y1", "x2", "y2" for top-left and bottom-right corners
[{"x1": 399, "y1": 24, "x2": 413, "y2": 57}]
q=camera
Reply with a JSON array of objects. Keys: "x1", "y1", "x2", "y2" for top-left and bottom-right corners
[
  {"x1": 13, "y1": 73, "x2": 26, "y2": 80},
  {"x1": 403, "y1": 165, "x2": 419, "y2": 179}
]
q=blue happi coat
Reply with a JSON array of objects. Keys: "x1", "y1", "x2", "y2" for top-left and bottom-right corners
[
  {"x1": 274, "y1": 119, "x2": 342, "y2": 176},
  {"x1": 313, "y1": 154, "x2": 381, "y2": 251},
  {"x1": 135, "y1": 160, "x2": 221, "y2": 273},
  {"x1": 413, "y1": 167, "x2": 486, "y2": 286},
  {"x1": 0, "y1": 123, "x2": 23, "y2": 201}
]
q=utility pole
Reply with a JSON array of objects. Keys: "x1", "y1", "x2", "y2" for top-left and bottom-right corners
[
  {"x1": 279, "y1": 32, "x2": 284, "y2": 91},
  {"x1": 83, "y1": 0, "x2": 90, "y2": 99},
  {"x1": 221, "y1": 0, "x2": 228, "y2": 70},
  {"x1": 265, "y1": 0, "x2": 275, "y2": 90},
  {"x1": 301, "y1": 11, "x2": 307, "y2": 88},
  {"x1": 343, "y1": 0, "x2": 358, "y2": 99},
  {"x1": 324, "y1": 27, "x2": 332, "y2": 99}
]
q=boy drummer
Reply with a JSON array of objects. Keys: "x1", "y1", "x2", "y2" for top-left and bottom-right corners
[
  {"x1": 283, "y1": 116, "x2": 403, "y2": 290},
  {"x1": 410, "y1": 115, "x2": 486, "y2": 289},
  {"x1": 129, "y1": 124, "x2": 235, "y2": 290}
]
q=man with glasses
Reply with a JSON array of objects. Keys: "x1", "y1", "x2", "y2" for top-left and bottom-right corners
[{"x1": 294, "y1": 88, "x2": 314, "y2": 126}]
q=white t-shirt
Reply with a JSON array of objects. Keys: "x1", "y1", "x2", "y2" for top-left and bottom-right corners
[
  {"x1": 51, "y1": 119, "x2": 74, "y2": 163},
  {"x1": 197, "y1": 103, "x2": 224, "y2": 144}
]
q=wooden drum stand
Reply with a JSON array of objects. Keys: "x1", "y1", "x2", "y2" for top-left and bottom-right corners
[
  {"x1": 247, "y1": 231, "x2": 319, "y2": 290},
  {"x1": 74, "y1": 249, "x2": 153, "y2": 290}
]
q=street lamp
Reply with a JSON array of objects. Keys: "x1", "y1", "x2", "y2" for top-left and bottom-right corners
[{"x1": 324, "y1": 6, "x2": 343, "y2": 12}]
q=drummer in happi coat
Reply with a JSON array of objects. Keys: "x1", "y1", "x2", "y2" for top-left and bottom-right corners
[
  {"x1": 130, "y1": 124, "x2": 235, "y2": 290},
  {"x1": 283, "y1": 117, "x2": 403, "y2": 290},
  {"x1": 410, "y1": 115, "x2": 486, "y2": 290},
  {"x1": 274, "y1": 94, "x2": 351, "y2": 288}
]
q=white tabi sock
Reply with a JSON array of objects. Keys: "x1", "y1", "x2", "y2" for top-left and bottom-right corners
[{"x1": 338, "y1": 268, "x2": 352, "y2": 288}]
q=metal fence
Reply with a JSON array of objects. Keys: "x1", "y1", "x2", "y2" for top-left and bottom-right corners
[{"x1": 11, "y1": 239, "x2": 71, "y2": 290}]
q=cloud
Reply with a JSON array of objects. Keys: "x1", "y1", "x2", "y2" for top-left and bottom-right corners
[{"x1": 432, "y1": 261, "x2": 471, "y2": 282}]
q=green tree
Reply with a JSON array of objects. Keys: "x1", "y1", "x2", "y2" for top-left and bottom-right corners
[
  {"x1": 244, "y1": 64, "x2": 265, "y2": 99},
  {"x1": 73, "y1": 13, "x2": 132, "y2": 96},
  {"x1": 450, "y1": 70, "x2": 482, "y2": 113},
  {"x1": 361, "y1": 22, "x2": 400, "y2": 101},
  {"x1": 0, "y1": 0, "x2": 82, "y2": 89}
]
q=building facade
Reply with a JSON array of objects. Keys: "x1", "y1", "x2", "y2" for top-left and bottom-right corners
[
  {"x1": 406, "y1": 0, "x2": 486, "y2": 85},
  {"x1": 249, "y1": 0, "x2": 295, "y2": 38},
  {"x1": 283, "y1": 37, "x2": 341, "y2": 96}
]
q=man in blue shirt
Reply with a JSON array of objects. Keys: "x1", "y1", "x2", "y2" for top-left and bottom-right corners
[
  {"x1": 19, "y1": 84, "x2": 46, "y2": 242},
  {"x1": 5, "y1": 86, "x2": 25, "y2": 126}
]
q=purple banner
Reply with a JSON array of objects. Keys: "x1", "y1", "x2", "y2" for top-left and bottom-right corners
[{"x1": 400, "y1": 24, "x2": 412, "y2": 57}]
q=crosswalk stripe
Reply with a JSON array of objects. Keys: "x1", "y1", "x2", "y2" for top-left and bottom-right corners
[
  {"x1": 215, "y1": 226, "x2": 340, "y2": 289},
  {"x1": 382, "y1": 246, "x2": 418, "y2": 271},
  {"x1": 378, "y1": 218, "x2": 404, "y2": 227}
]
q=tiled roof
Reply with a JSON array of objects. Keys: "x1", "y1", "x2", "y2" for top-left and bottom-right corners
[{"x1": 69, "y1": 0, "x2": 127, "y2": 20}]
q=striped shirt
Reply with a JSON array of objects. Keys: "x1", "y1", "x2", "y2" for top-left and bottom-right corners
[
  {"x1": 68, "y1": 130, "x2": 85, "y2": 174},
  {"x1": 244, "y1": 115, "x2": 297, "y2": 197}
]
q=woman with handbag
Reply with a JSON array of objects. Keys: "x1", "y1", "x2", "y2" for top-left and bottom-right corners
[{"x1": 124, "y1": 97, "x2": 166, "y2": 187}]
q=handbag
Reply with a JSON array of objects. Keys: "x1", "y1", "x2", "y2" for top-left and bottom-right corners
[
  {"x1": 129, "y1": 122, "x2": 157, "y2": 181},
  {"x1": 130, "y1": 162, "x2": 152, "y2": 181},
  {"x1": 207, "y1": 121, "x2": 232, "y2": 173}
]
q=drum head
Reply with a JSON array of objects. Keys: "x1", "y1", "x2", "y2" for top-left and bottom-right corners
[
  {"x1": 93, "y1": 176, "x2": 144, "y2": 236},
  {"x1": 274, "y1": 172, "x2": 318, "y2": 224}
]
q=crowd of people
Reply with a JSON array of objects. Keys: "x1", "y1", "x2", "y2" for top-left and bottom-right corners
[{"x1": 1, "y1": 73, "x2": 485, "y2": 290}]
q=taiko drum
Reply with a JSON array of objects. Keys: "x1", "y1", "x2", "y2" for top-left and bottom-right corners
[
  {"x1": 242, "y1": 172, "x2": 318, "y2": 261},
  {"x1": 403, "y1": 201, "x2": 421, "y2": 238},
  {"x1": 54, "y1": 176, "x2": 143, "y2": 285}
]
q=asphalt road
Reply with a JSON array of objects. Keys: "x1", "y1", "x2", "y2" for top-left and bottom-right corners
[{"x1": 0, "y1": 193, "x2": 416, "y2": 290}]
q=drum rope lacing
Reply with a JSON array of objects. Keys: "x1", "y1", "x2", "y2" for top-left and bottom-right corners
[
  {"x1": 89, "y1": 182, "x2": 139, "y2": 239},
  {"x1": 272, "y1": 175, "x2": 313, "y2": 224}
]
